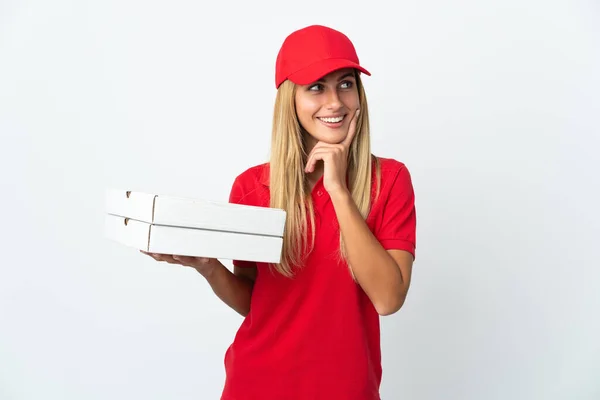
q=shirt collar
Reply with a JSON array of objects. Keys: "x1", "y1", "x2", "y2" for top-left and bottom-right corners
[{"x1": 259, "y1": 163, "x2": 270, "y2": 186}]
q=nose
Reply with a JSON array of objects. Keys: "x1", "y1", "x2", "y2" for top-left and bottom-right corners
[{"x1": 324, "y1": 88, "x2": 343, "y2": 110}]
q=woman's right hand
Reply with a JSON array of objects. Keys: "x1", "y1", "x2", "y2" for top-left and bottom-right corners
[{"x1": 140, "y1": 250, "x2": 219, "y2": 278}]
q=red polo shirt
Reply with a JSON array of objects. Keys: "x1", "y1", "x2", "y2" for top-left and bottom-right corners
[{"x1": 221, "y1": 157, "x2": 416, "y2": 400}]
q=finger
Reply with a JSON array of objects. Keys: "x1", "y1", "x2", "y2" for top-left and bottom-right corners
[
  {"x1": 172, "y1": 255, "x2": 195, "y2": 265},
  {"x1": 149, "y1": 253, "x2": 162, "y2": 261},
  {"x1": 151, "y1": 253, "x2": 174, "y2": 263},
  {"x1": 305, "y1": 152, "x2": 316, "y2": 173},
  {"x1": 173, "y1": 255, "x2": 212, "y2": 268},
  {"x1": 162, "y1": 255, "x2": 181, "y2": 264},
  {"x1": 141, "y1": 250, "x2": 153, "y2": 258},
  {"x1": 305, "y1": 149, "x2": 316, "y2": 173},
  {"x1": 305, "y1": 142, "x2": 322, "y2": 171},
  {"x1": 305, "y1": 150, "x2": 328, "y2": 173},
  {"x1": 310, "y1": 141, "x2": 328, "y2": 151},
  {"x1": 305, "y1": 149, "x2": 323, "y2": 173},
  {"x1": 305, "y1": 141, "x2": 340, "y2": 173},
  {"x1": 341, "y1": 109, "x2": 360, "y2": 148}
]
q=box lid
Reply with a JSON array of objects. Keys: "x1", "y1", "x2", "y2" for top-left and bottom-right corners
[{"x1": 105, "y1": 188, "x2": 286, "y2": 237}]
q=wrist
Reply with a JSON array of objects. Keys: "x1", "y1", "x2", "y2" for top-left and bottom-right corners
[
  {"x1": 329, "y1": 187, "x2": 351, "y2": 203},
  {"x1": 195, "y1": 259, "x2": 221, "y2": 279}
]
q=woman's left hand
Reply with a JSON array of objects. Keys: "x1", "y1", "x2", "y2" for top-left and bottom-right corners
[{"x1": 305, "y1": 109, "x2": 360, "y2": 196}]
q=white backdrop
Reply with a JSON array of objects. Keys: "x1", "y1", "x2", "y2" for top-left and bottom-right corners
[{"x1": 1, "y1": 0, "x2": 599, "y2": 399}]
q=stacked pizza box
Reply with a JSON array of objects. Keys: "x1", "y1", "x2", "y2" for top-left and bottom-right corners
[{"x1": 104, "y1": 189, "x2": 286, "y2": 263}]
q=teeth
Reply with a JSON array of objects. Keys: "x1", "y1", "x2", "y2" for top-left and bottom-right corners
[{"x1": 319, "y1": 116, "x2": 344, "y2": 123}]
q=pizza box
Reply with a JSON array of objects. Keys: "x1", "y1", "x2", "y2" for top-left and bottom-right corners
[
  {"x1": 105, "y1": 189, "x2": 285, "y2": 237},
  {"x1": 104, "y1": 189, "x2": 286, "y2": 263}
]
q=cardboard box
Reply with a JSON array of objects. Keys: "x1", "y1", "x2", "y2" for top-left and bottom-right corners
[
  {"x1": 105, "y1": 189, "x2": 286, "y2": 263},
  {"x1": 105, "y1": 189, "x2": 285, "y2": 237}
]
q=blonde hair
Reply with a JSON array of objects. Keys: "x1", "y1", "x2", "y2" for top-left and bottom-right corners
[{"x1": 268, "y1": 71, "x2": 381, "y2": 278}]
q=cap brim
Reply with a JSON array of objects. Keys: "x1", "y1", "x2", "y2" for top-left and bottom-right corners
[{"x1": 286, "y1": 59, "x2": 371, "y2": 86}]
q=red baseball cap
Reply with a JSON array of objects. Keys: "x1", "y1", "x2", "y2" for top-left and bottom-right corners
[{"x1": 275, "y1": 25, "x2": 371, "y2": 89}]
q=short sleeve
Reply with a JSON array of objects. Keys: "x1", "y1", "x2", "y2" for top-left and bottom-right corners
[
  {"x1": 375, "y1": 165, "x2": 417, "y2": 260},
  {"x1": 228, "y1": 176, "x2": 258, "y2": 268}
]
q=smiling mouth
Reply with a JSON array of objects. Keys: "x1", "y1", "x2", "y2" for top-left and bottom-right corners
[{"x1": 317, "y1": 115, "x2": 345, "y2": 124}]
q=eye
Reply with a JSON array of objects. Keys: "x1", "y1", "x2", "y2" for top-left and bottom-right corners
[
  {"x1": 308, "y1": 83, "x2": 323, "y2": 91},
  {"x1": 340, "y1": 80, "x2": 354, "y2": 89}
]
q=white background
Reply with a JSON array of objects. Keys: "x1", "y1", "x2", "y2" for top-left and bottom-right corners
[{"x1": 1, "y1": 0, "x2": 599, "y2": 399}]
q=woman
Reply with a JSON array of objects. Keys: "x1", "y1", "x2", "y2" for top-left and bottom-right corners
[{"x1": 145, "y1": 24, "x2": 416, "y2": 400}]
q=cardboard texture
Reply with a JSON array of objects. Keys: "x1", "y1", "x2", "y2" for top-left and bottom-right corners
[{"x1": 104, "y1": 189, "x2": 285, "y2": 263}]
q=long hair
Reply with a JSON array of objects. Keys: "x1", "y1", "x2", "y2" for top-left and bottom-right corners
[{"x1": 268, "y1": 71, "x2": 381, "y2": 279}]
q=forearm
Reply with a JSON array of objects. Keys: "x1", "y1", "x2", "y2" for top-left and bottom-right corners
[
  {"x1": 199, "y1": 260, "x2": 253, "y2": 317},
  {"x1": 330, "y1": 189, "x2": 406, "y2": 315}
]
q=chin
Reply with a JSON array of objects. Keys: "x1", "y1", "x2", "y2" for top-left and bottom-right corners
[
  {"x1": 302, "y1": 123, "x2": 348, "y2": 145},
  {"x1": 313, "y1": 124, "x2": 347, "y2": 138},
  {"x1": 318, "y1": 132, "x2": 347, "y2": 144}
]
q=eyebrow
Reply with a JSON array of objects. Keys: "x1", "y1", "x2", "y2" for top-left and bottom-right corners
[{"x1": 315, "y1": 72, "x2": 355, "y2": 84}]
